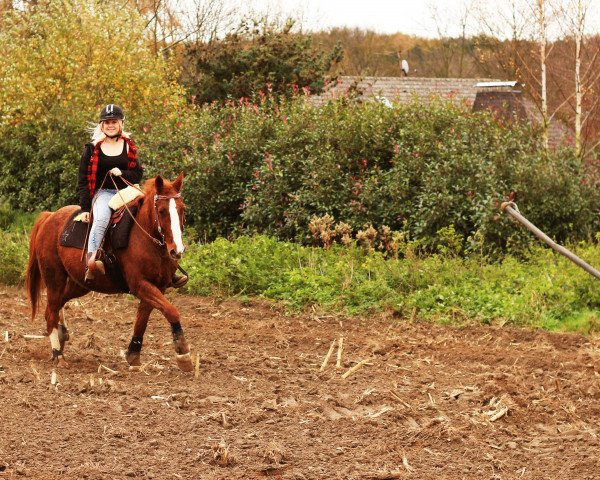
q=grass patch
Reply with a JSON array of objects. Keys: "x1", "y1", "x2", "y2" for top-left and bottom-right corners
[{"x1": 5, "y1": 219, "x2": 600, "y2": 333}]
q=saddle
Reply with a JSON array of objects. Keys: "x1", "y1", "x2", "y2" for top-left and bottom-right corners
[{"x1": 60, "y1": 204, "x2": 140, "y2": 292}]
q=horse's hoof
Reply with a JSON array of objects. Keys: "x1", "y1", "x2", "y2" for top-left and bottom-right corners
[
  {"x1": 55, "y1": 356, "x2": 69, "y2": 368},
  {"x1": 126, "y1": 352, "x2": 141, "y2": 367},
  {"x1": 176, "y1": 352, "x2": 193, "y2": 372}
]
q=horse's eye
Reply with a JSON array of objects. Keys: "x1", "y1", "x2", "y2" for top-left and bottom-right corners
[{"x1": 159, "y1": 208, "x2": 168, "y2": 215}]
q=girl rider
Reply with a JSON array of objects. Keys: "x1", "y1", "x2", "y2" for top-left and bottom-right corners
[{"x1": 78, "y1": 104, "x2": 187, "y2": 288}]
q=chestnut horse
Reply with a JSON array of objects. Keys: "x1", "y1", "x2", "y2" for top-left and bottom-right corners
[{"x1": 25, "y1": 173, "x2": 193, "y2": 371}]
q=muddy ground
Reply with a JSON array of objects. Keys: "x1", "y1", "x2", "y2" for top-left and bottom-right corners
[{"x1": 0, "y1": 284, "x2": 598, "y2": 479}]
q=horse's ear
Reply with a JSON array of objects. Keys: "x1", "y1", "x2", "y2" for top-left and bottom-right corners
[
  {"x1": 155, "y1": 175, "x2": 164, "y2": 193},
  {"x1": 172, "y1": 172, "x2": 184, "y2": 193}
]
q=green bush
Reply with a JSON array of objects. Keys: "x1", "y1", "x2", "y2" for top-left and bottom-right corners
[
  {"x1": 0, "y1": 230, "x2": 29, "y2": 285},
  {"x1": 166, "y1": 95, "x2": 600, "y2": 253}
]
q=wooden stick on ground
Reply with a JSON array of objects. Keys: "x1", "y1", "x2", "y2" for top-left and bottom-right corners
[
  {"x1": 194, "y1": 352, "x2": 201, "y2": 378},
  {"x1": 502, "y1": 202, "x2": 600, "y2": 280},
  {"x1": 341, "y1": 359, "x2": 369, "y2": 379},
  {"x1": 4, "y1": 331, "x2": 8, "y2": 342},
  {"x1": 319, "y1": 339, "x2": 336, "y2": 372},
  {"x1": 336, "y1": 336, "x2": 344, "y2": 368},
  {"x1": 23, "y1": 334, "x2": 46, "y2": 340}
]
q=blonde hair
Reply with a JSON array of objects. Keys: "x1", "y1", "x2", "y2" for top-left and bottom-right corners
[{"x1": 89, "y1": 120, "x2": 131, "y2": 145}]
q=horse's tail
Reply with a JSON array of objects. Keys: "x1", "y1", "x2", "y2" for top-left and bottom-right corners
[{"x1": 26, "y1": 211, "x2": 52, "y2": 321}]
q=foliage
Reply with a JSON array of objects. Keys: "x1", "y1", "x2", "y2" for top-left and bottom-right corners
[
  {"x1": 0, "y1": 230, "x2": 29, "y2": 285},
  {"x1": 181, "y1": 18, "x2": 342, "y2": 103},
  {"x1": 175, "y1": 235, "x2": 600, "y2": 333},
  {"x1": 4, "y1": 213, "x2": 600, "y2": 333},
  {"x1": 0, "y1": 0, "x2": 185, "y2": 210},
  {"x1": 159, "y1": 94, "x2": 600, "y2": 254}
]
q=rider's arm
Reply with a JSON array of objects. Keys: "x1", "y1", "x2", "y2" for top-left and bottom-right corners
[{"x1": 121, "y1": 157, "x2": 144, "y2": 185}]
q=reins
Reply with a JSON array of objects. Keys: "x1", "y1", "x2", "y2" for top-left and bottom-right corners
[
  {"x1": 80, "y1": 171, "x2": 186, "y2": 274},
  {"x1": 107, "y1": 174, "x2": 183, "y2": 248}
]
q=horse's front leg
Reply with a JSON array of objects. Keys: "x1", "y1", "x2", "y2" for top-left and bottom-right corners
[
  {"x1": 126, "y1": 301, "x2": 153, "y2": 367},
  {"x1": 133, "y1": 281, "x2": 193, "y2": 372}
]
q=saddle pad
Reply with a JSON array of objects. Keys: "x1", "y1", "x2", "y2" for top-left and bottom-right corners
[{"x1": 60, "y1": 206, "x2": 139, "y2": 250}]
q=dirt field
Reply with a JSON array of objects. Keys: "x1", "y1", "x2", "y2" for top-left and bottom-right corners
[{"x1": 0, "y1": 284, "x2": 598, "y2": 480}]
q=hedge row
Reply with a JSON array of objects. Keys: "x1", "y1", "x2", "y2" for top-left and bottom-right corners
[{"x1": 1, "y1": 96, "x2": 598, "y2": 253}]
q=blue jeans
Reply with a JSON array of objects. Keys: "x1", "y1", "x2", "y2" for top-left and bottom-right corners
[{"x1": 88, "y1": 189, "x2": 117, "y2": 253}]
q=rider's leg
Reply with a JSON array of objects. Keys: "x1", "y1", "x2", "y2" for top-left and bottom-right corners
[{"x1": 86, "y1": 189, "x2": 117, "y2": 280}]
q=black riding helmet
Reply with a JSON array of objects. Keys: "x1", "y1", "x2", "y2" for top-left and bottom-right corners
[{"x1": 99, "y1": 104, "x2": 125, "y2": 122}]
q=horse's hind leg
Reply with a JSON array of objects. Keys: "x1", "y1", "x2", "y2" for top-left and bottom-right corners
[
  {"x1": 46, "y1": 295, "x2": 66, "y2": 365},
  {"x1": 46, "y1": 277, "x2": 88, "y2": 366},
  {"x1": 126, "y1": 301, "x2": 154, "y2": 367}
]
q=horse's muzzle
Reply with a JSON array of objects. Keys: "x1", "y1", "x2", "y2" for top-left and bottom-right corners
[{"x1": 170, "y1": 249, "x2": 183, "y2": 260}]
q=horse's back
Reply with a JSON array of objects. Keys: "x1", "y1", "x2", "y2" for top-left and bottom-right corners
[{"x1": 34, "y1": 206, "x2": 80, "y2": 249}]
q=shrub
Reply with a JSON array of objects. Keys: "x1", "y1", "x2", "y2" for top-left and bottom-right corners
[{"x1": 0, "y1": 0, "x2": 185, "y2": 210}]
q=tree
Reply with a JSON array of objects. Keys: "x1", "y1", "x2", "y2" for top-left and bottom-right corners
[
  {"x1": 181, "y1": 18, "x2": 343, "y2": 103},
  {"x1": 555, "y1": 0, "x2": 600, "y2": 156},
  {"x1": 0, "y1": 0, "x2": 185, "y2": 208}
]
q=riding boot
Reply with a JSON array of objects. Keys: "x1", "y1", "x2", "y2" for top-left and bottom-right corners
[
  {"x1": 85, "y1": 251, "x2": 105, "y2": 282},
  {"x1": 171, "y1": 273, "x2": 188, "y2": 289}
]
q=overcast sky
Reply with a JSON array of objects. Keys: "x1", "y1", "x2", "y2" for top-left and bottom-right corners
[{"x1": 230, "y1": 0, "x2": 600, "y2": 39}]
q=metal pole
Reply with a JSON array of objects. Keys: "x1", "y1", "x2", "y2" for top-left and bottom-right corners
[{"x1": 501, "y1": 201, "x2": 600, "y2": 281}]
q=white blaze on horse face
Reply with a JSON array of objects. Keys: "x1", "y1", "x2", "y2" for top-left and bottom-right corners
[
  {"x1": 49, "y1": 328, "x2": 60, "y2": 351},
  {"x1": 169, "y1": 199, "x2": 185, "y2": 254}
]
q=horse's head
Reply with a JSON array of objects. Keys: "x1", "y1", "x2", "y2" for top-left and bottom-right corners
[{"x1": 145, "y1": 173, "x2": 186, "y2": 260}]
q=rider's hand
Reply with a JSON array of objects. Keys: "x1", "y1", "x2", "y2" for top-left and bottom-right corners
[
  {"x1": 81, "y1": 212, "x2": 90, "y2": 223},
  {"x1": 110, "y1": 167, "x2": 122, "y2": 176}
]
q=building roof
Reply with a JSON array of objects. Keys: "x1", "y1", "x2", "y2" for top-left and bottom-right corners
[
  {"x1": 313, "y1": 75, "x2": 573, "y2": 148},
  {"x1": 314, "y1": 76, "x2": 500, "y2": 106}
]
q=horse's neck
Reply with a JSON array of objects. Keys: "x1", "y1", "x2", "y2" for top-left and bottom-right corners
[{"x1": 138, "y1": 193, "x2": 158, "y2": 238}]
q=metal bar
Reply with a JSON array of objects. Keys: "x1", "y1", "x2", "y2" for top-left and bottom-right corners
[{"x1": 501, "y1": 201, "x2": 600, "y2": 281}]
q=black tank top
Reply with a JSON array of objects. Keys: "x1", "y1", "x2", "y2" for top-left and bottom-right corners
[{"x1": 96, "y1": 141, "x2": 130, "y2": 190}]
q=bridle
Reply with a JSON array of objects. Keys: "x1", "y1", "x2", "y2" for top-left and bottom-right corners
[
  {"x1": 107, "y1": 175, "x2": 184, "y2": 248},
  {"x1": 153, "y1": 193, "x2": 183, "y2": 247}
]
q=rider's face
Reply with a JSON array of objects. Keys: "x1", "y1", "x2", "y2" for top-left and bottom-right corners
[{"x1": 101, "y1": 119, "x2": 122, "y2": 136}]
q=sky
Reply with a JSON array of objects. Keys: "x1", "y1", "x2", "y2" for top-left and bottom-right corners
[
  {"x1": 234, "y1": 0, "x2": 600, "y2": 39},
  {"x1": 256, "y1": 0, "x2": 478, "y2": 38}
]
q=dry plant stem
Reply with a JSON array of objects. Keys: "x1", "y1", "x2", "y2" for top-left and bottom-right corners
[
  {"x1": 98, "y1": 364, "x2": 118, "y2": 375},
  {"x1": 23, "y1": 334, "x2": 46, "y2": 340},
  {"x1": 341, "y1": 359, "x2": 369, "y2": 379},
  {"x1": 30, "y1": 363, "x2": 41, "y2": 381},
  {"x1": 194, "y1": 352, "x2": 201, "y2": 378},
  {"x1": 320, "y1": 339, "x2": 336, "y2": 371},
  {"x1": 402, "y1": 453, "x2": 415, "y2": 472},
  {"x1": 490, "y1": 406, "x2": 509, "y2": 422},
  {"x1": 336, "y1": 336, "x2": 344, "y2": 368},
  {"x1": 4, "y1": 331, "x2": 8, "y2": 342},
  {"x1": 389, "y1": 389, "x2": 411, "y2": 408}
]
